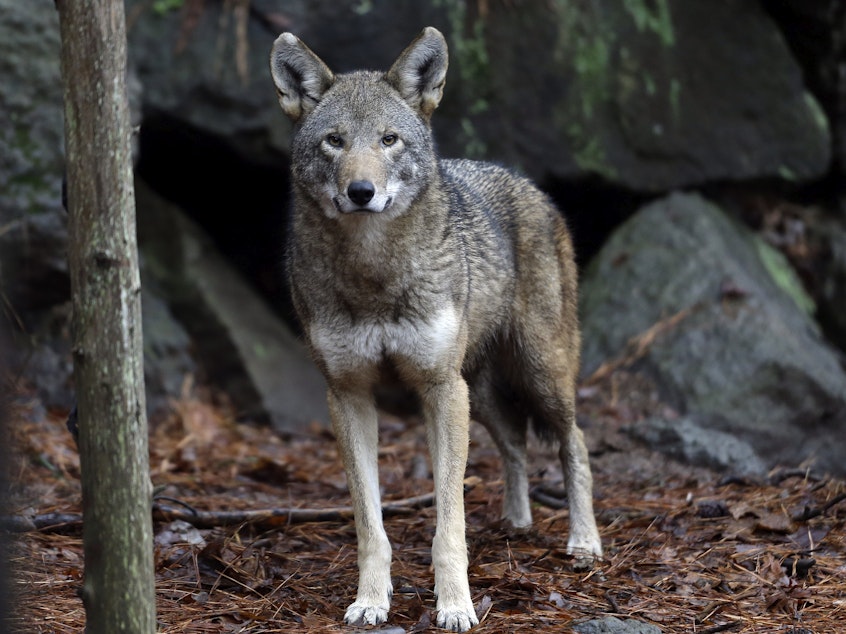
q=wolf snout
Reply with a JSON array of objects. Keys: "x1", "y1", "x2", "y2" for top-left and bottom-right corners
[{"x1": 347, "y1": 180, "x2": 376, "y2": 206}]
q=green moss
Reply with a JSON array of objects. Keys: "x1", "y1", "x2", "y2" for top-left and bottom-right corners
[
  {"x1": 568, "y1": 125, "x2": 617, "y2": 179},
  {"x1": 252, "y1": 341, "x2": 270, "y2": 360},
  {"x1": 152, "y1": 0, "x2": 184, "y2": 15},
  {"x1": 353, "y1": 0, "x2": 374, "y2": 15},
  {"x1": 435, "y1": 0, "x2": 489, "y2": 103},
  {"x1": 644, "y1": 74, "x2": 657, "y2": 97},
  {"x1": 804, "y1": 92, "x2": 831, "y2": 136},
  {"x1": 623, "y1": 0, "x2": 675, "y2": 46},
  {"x1": 435, "y1": 0, "x2": 490, "y2": 156},
  {"x1": 553, "y1": 1, "x2": 616, "y2": 115},
  {"x1": 777, "y1": 165, "x2": 797, "y2": 181},
  {"x1": 6, "y1": 118, "x2": 58, "y2": 213},
  {"x1": 754, "y1": 237, "x2": 815, "y2": 316},
  {"x1": 573, "y1": 36, "x2": 611, "y2": 119},
  {"x1": 549, "y1": 2, "x2": 619, "y2": 178}
]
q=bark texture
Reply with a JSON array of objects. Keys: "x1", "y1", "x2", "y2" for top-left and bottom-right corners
[{"x1": 57, "y1": 2, "x2": 156, "y2": 632}]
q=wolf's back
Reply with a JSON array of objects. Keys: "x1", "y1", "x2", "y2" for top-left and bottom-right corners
[
  {"x1": 438, "y1": 158, "x2": 574, "y2": 271},
  {"x1": 437, "y1": 158, "x2": 578, "y2": 363}
]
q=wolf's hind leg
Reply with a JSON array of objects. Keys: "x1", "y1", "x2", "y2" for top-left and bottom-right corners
[
  {"x1": 469, "y1": 366, "x2": 532, "y2": 529},
  {"x1": 518, "y1": 341, "x2": 602, "y2": 566},
  {"x1": 547, "y1": 393, "x2": 601, "y2": 564},
  {"x1": 558, "y1": 418, "x2": 602, "y2": 567},
  {"x1": 327, "y1": 387, "x2": 393, "y2": 625}
]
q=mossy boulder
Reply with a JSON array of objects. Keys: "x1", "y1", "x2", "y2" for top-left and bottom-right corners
[
  {"x1": 126, "y1": 0, "x2": 829, "y2": 190},
  {"x1": 580, "y1": 192, "x2": 846, "y2": 476},
  {"x1": 476, "y1": 0, "x2": 829, "y2": 188}
]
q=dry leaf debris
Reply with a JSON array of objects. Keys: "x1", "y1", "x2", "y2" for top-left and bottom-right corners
[{"x1": 6, "y1": 376, "x2": 845, "y2": 633}]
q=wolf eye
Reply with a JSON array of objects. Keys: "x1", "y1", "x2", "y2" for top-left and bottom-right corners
[
  {"x1": 326, "y1": 133, "x2": 343, "y2": 148},
  {"x1": 381, "y1": 134, "x2": 398, "y2": 147}
]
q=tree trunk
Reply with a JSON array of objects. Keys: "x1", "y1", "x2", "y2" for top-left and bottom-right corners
[{"x1": 57, "y1": 2, "x2": 156, "y2": 632}]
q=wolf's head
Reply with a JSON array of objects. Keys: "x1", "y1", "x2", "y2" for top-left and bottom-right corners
[{"x1": 270, "y1": 28, "x2": 448, "y2": 220}]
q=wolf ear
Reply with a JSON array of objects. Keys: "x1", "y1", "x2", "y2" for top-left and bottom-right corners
[
  {"x1": 384, "y1": 27, "x2": 448, "y2": 120},
  {"x1": 270, "y1": 33, "x2": 334, "y2": 122}
]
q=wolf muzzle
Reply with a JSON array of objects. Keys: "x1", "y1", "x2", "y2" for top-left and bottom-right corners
[
  {"x1": 348, "y1": 180, "x2": 376, "y2": 206},
  {"x1": 336, "y1": 180, "x2": 392, "y2": 214}
]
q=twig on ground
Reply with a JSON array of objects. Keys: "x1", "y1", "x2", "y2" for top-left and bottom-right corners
[
  {"x1": 152, "y1": 491, "x2": 433, "y2": 529},
  {"x1": 698, "y1": 622, "x2": 742, "y2": 634},
  {"x1": 603, "y1": 590, "x2": 620, "y2": 613},
  {"x1": 791, "y1": 492, "x2": 846, "y2": 521},
  {"x1": 768, "y1": 467, "x2": 823, "y2": 485},
  {"x1": 530, "y1": 484, "x2": 569, "y2": 509},
  {"x1": 530, "y1": 489, "x2": 568, "y2": 510},
  {"x1": 1, "y1": 513, "x2": 83, "y2": 532},
  {"x1": 4, "y1": 482, "x2": 484, "y2": 534}
]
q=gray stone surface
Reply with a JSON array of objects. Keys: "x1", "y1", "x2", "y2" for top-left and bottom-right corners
[
  {"x1": 140, "y1": 285, "x2": 196, "y2": 415},
  {"x1": 0, "y1": 0, "x2": 64, "y2": 221},
  {"x1": 480, "y1": 0, "x2": 830, "y2": 189},
  {"x1": 573, "y1": 616, "x2": 662, "y2": 634},
  {"x1": 580, "y1": 192, "x2": 846, "y2": 476},
  {"x1": 125, "y1": 0, "x2": 830, "y2": 190},
  {"x1": 628, "y1": 416, "x2": 766, "y2": 476},
  {"x1": 0, "y1": 211, "x2": 69, "y2": 312},
  {"x1": 136, "y1": 180, "x2": 329, "y2": 431},
  {"x1": 9, "y1": 273, "x2": 197, "y2": 419}
]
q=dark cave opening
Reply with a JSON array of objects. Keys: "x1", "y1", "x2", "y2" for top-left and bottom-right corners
[{"x1": 135, "y1": 110, "x2": 295, "y2": 320}]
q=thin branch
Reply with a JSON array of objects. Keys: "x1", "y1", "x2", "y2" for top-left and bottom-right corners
[
  {"x1": 699, "y1": 622, "x2": 743, "y2": 634},
  {"x1": 0, "y1": 513, "x2": 86, "y2": 532},
  {"x1": 1, "y1": 486, "x2": 461, "y2": 534},
  {"x1": 530, "y1": 484, "x2": 569, "y2": 509},
  {"x1": 152, "y1": 489, "x2": 437, "y2": 529},
  {"x1": 791, "y1": 492, "x2": 846, "y2": 522}
]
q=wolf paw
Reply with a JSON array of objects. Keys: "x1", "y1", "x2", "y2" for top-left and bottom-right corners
[
  {"x1": 344, "y1": 602, "x2": 389, "y2": 626},
  {"x1": 566, "y1": 536, "x2": 603, "y2": 572},
  {"x1": 569, "y1": 550, "x2": 597, "y2": 572},
  {"x1": 436, "y1": 604, "x2": 479, "y2": 632}
]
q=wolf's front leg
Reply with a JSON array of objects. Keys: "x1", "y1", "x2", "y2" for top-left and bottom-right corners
[
  {"x1": 327, "y1": 388, "x2": 393, "y2": 625},
  {"x1": 422, "y1": 373, "x2": 479, "y2": 632}
]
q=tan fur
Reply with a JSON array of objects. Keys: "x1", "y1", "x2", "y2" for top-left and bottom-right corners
[{"x1": 270, "y1": 27, "x2": 602, "y2": 632}]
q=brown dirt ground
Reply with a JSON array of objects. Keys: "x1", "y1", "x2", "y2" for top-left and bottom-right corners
[{"x1": 5, "y1": 371, "x2": 846, "y2": 633}]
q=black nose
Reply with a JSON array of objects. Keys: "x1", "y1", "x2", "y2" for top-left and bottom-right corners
[{"x1": 347, "y1": 180, "x2": 376, "y2": 206}]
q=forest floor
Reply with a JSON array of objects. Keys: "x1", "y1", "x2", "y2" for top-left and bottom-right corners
[{"x1": 5, "y1": 370, "x2": 846, "y2": 633}]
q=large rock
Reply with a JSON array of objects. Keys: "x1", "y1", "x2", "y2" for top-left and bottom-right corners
[
  {"x1": 0, "y1": 1, "x2": 322, "y2": 426},
  {"x1": 0, "y1": 0, "x2": 64, "y2": 222},
  {"x1": 480, "y1": 0, "x2": 830, "y2": 189},
  {"x1": 0, "y1": 0, "x2": 68, "y2": 323},
  {"x1": 0, "y1": 0, "x2": 142, "y2": 294},
  {"x1": 126, "y1": 0, "x2": 830, "y2": 191},
  {"x1": 580, "y1": 192, "x2": 846, "y2": 476},
  {"x1": 135, "y1": 180, "x2": 329, "y2": 431}
]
